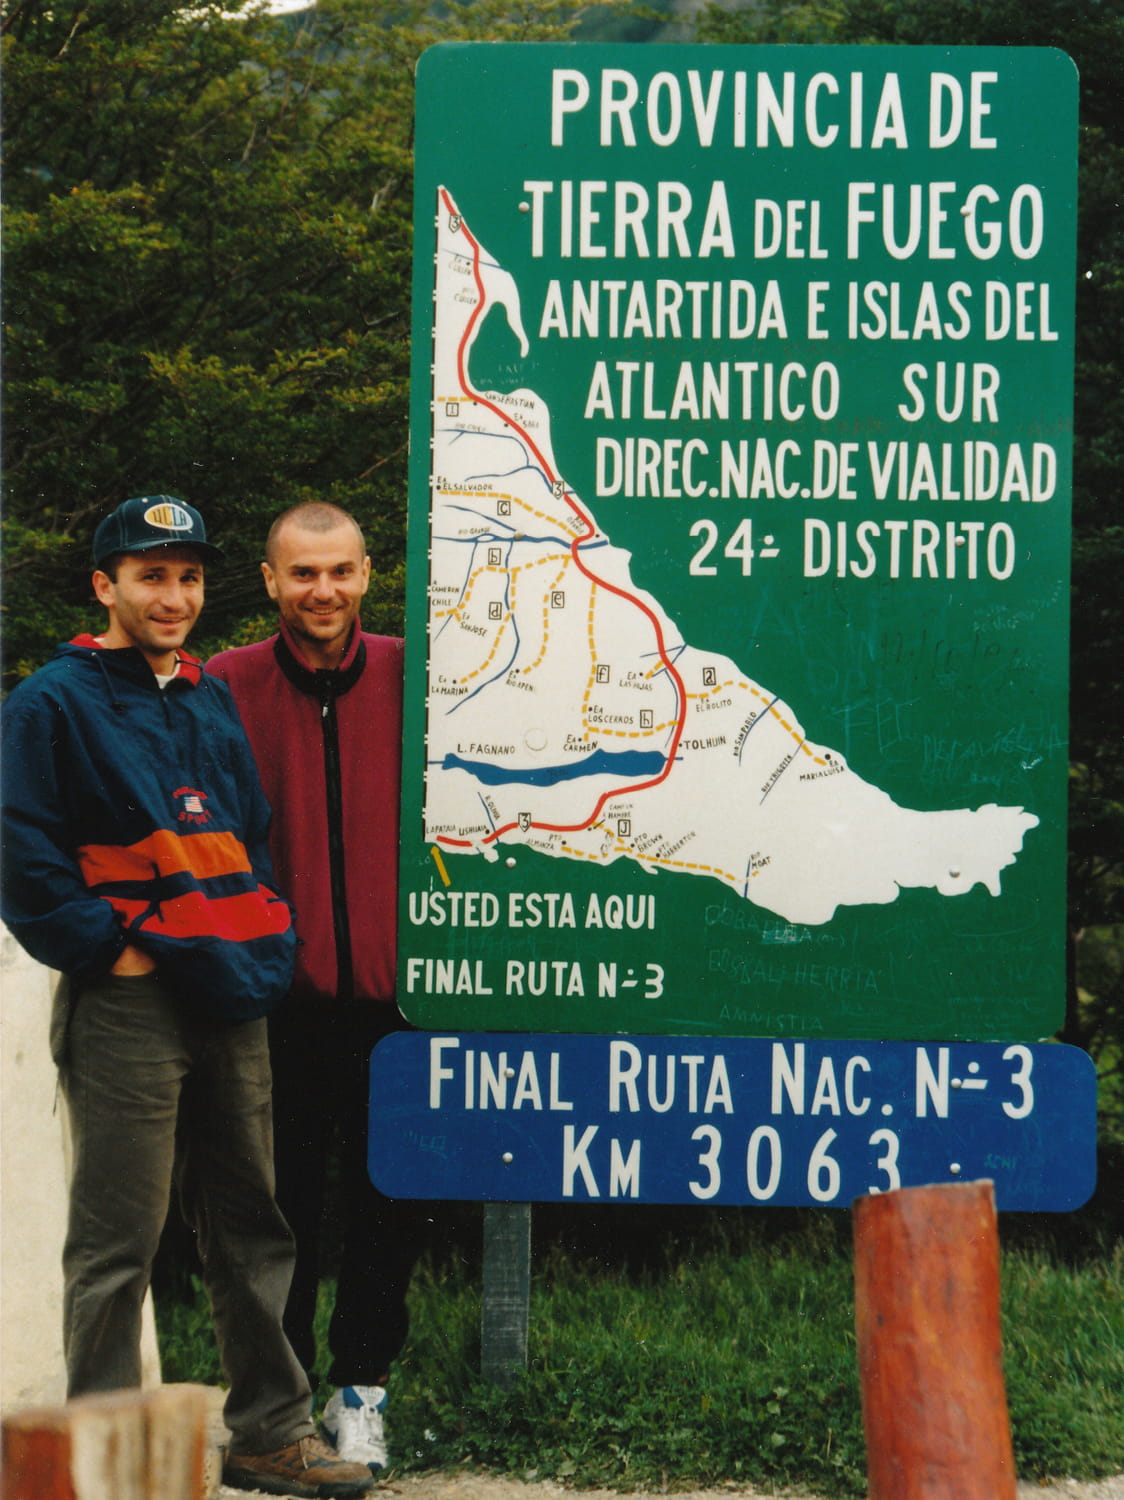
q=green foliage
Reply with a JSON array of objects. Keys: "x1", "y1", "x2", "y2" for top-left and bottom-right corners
[
  {"x1": 155, "y1": 1201, "x2": 1123, "y2": 1491},
  {"x1": 1074, "y1": 925, "x2": 1124, "y2": 1142},
  {"x1": 1, "y1": 0, "x2": 598, "y2": 675},
  {"x1": 387, "y1": 1227, "x2": 1121, "y2": 1495},
  {"x1": 155, "y1": 1273, "x2": 224, "y2": 1387},
  {"x1": 1002, "y1": 1242, "x2": 1124, "y2": 1481}
]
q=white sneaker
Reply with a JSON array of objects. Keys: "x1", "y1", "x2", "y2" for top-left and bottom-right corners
[{"x1": 321, "y1": 1385, "x2": 388, "y2": 1472}]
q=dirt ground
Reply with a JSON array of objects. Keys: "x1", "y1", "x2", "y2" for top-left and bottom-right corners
[
  {"x1": 215, "y1": 1468, "x2": 1124, "y2": 1500},
  {"x1": 204, "y1": 1386, "x2": 1124, "y2": 1500}
]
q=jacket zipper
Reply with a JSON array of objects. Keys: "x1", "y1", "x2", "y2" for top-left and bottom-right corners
[{"x1": 318, "y1": 677, "x2": 354, "y2": 1003}]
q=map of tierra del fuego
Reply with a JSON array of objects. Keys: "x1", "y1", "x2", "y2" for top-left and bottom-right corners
[{"x1": 424, "y1": 188, "x2": 1038, "y2": 928}]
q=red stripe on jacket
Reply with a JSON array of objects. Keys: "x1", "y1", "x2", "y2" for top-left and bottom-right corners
[{"x1": 108, "y1": 888, "x2": 292, "y2": 943}]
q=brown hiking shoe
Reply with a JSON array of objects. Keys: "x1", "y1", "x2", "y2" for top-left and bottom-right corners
[{"x1": 223, "y1": 1432, "x2": 375, "y2": 1498}]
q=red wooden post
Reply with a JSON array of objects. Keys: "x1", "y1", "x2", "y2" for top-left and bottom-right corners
[
  {"x1": 2, "y1": 1385, "x2": 207, "y2": 1500},
  {"x1": 2, "y1": 1403, "x2": 84, "y2": 1500},
  {"x1": 853, "y1": 1179, "x2": 1017, "y2": 1500}
]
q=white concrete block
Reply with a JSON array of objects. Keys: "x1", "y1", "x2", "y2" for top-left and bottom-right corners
[{"x1": 1, "y1": 930, "x2": 160, "y2": 1411}]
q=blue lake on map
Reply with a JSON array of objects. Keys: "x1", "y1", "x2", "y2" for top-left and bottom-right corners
[{"x1": 440, "y1": 749, "x2": 668, "y2": 785}]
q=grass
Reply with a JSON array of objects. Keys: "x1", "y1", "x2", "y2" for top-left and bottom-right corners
[
  {"x1": 1002, "y1": 1242, "x2": 1124, "y2": 1481},
  {"x1": 391, "y1": 1226, "x2": 868, "y2": 1496},
  {"x1": 157, "y1": 1206, "x2": 1124, "y2": 1498}
]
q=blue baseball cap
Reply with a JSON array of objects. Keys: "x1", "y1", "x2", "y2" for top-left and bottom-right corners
[{"x1": 92, "y1": 495, "x2": 223, "y2": 569}]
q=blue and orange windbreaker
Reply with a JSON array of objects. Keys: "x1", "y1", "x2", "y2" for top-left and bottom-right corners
[{"x1": 1, "y1": 637, "x2": 296, "y2": 1020}]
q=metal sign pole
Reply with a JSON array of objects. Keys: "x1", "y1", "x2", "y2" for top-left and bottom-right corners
[{"x1": 480, "y1": 1202, "x2": 532, "y2": 1386}]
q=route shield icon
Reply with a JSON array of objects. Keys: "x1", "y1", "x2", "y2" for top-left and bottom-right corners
[{"x1": 399, "y1": 44, "x2": 1077, "y2": 1040}]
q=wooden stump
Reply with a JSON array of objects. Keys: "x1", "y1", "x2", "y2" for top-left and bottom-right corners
[
  {"x1": 2, "y1": 1385, "x2": 208, "y2": 1500},
  {"x1": 853, "y1": 1179, "x2": 1016, "y2": 1500}
]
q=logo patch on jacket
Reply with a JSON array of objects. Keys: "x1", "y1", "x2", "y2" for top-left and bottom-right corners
[{"x1": 174, "y1": 786, "x2": 211, "y2": 824}]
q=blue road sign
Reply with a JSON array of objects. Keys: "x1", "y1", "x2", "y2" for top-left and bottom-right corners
[{"x1": 369, "y1": 1033, "x2": 1095, "y2": 1211}]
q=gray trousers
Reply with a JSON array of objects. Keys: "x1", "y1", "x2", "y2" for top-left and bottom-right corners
[{"x1": 57, "y1": 970, "x2": 313, "y2": 1452}]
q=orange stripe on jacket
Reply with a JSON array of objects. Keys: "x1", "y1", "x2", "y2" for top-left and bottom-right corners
[
  {"x1": 78, "y1": 829, "x2": 253, "y2": 887},
  {"x1": 107, "y1": 888, "x2": 291, "y2": 943}
]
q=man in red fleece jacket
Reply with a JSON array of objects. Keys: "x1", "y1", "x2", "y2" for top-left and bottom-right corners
[{"x1": 208, "y1": 502, "x2": 425, "y2": 1474}]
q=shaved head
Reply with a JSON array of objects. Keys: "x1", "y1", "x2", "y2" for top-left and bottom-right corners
[{"x1": 265, "y1": 503, "x2": 365, "y2": 568}]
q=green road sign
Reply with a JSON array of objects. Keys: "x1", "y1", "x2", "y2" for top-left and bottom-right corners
[{"x1": 399, "y1": 44, "x2": 1077, "y2": 1041}]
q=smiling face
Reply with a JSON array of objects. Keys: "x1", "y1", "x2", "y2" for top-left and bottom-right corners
[
  {"x1": 261, "y1": 519, "x2": 371, "y2": 669},
  {"x1": 92, "y1": 548, "x2": 205, "y2": 675}
]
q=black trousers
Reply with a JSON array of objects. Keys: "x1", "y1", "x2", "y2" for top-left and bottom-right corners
[{"x1": 268, "y1": 998, "x2": 430, "y2": 1389}]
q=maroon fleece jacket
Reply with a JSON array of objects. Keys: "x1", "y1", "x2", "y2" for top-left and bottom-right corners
[{"x1": 207, "y1": 619, "x2": 403, "y2": 1007}]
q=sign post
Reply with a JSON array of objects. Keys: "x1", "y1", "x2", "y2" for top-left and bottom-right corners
[
  {"x1": 371, "y1": 1034, "x2": 1095, "y2": 1210},
  {"x1": 399, "y1": 43, "x2": 1077, "y2": 1043},
  {"x1": 388, "y1": 42, "x2": 1090, "y2": 1376},
  {"x1": 854, "y1": 1181, "x2": 1017, "y2": 1499}
]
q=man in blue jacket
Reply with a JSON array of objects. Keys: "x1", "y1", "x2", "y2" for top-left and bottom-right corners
[{"x1": 1, "y1": 496, "x2": 373, "y2": 1500}]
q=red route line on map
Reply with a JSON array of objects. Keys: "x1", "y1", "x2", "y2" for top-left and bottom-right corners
[{"x1": 436, "y1": 187, "x2": 688, "y2": 850}]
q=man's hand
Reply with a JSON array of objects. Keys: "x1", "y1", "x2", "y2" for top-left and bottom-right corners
[{"x1": 111, "y1": 943, "x2": 157, "y2": 976}]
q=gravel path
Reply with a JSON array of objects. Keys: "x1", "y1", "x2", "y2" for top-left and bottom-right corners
[{"x1": 215, "y1": 1469, "x2": 1124, "y2": 1500}]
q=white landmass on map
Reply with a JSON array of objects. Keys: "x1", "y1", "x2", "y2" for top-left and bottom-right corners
[{"x1": 422, "y1": 189, "x2": 1038, "y2": 926}]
